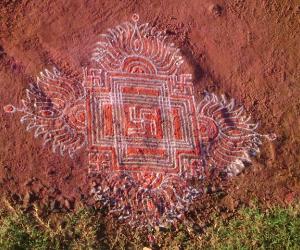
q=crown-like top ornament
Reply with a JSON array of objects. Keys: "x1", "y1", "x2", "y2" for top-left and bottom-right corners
[{"x1": 3, "y1": 14, "x2": 275, "y2": 228}]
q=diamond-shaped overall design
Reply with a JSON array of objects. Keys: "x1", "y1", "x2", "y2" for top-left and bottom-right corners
[{"x1": 4, "y1": 14, "x2": 275, "y2": 227}]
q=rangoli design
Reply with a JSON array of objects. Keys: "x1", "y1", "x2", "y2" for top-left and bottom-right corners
[{"x1": 4, "y1": 14, "x2": 275, "y2": 227}]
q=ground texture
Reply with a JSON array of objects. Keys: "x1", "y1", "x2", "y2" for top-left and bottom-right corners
[{"x1": 0, "y1": 0, "x2": 299, "y2": 247}]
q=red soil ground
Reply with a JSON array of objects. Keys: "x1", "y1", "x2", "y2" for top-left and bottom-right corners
[{"x1": 0, "y1": 0, "x2": 299, "y2": 220}]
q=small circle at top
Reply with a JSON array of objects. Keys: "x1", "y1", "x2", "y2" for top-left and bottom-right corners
[{"x1": 132, "y1": 14, "x2": 139, "y2": 22}]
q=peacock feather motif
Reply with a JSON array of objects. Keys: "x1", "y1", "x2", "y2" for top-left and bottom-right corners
[
  {"x1": 4, "y1": 68, "x2": 86, "y2": 157},
  {"x1": 4, "y1": 14, "x2": 275, "y2": 228}
]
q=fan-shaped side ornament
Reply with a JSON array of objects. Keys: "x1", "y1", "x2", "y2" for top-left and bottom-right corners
[
  {"x1": 197, "y1": 92, "x2": 276, "y2": 176},
  {"x1": 4, "y1": 14, "x2": 275, "y2": 227},
  {"x1": 4, "y1": 69, "x2": 87, "y2": 157}
]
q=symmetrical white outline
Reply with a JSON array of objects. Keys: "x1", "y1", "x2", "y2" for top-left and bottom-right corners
[
  {"x1": 3, "y1": 14, "x2": 276, "y2": 228},
  {"x1": 4, "y1": 68, "x2": 87, "y2": 157},
  {"x1": 197, "y1": 92, "x2": 276, "y2": 176}
]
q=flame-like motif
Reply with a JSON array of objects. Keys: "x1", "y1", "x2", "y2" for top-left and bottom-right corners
[
  {"x1": 197, "y1": 93, "x2": 275, "y2": 176},
  {"x1": 3, "y1": 14, "x2": 275, "y2": 228},
  {"x1": 5, "y1": 69, "x2": 87, "y2": 157},
  {"x1": 91, "y1": 14, "x2": 183, "y2": 74},
  {"x1": 91, "y1": 172, "x2": 199, "y2": 226}
]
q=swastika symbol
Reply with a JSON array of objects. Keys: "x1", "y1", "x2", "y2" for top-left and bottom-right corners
[
  {"x1": 4, "y1": 14, "x2": 274, "y2": 227},
  {"x1": 86, "y1": 71, "x2": 201, "y2": 174},
  {"x1": 127, "y1": 107, "x2": 158, "y2": 137}
]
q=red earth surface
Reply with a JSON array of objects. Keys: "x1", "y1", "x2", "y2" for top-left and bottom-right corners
[{"x1": 0, "y1": 0, "x2": 299, "y2": 225}]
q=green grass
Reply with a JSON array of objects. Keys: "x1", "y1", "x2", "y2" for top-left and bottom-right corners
[
  {"x1": 201, "y1": 204, "x2": 300, "y2": 250},
  {"x1": 0, "y1": 199, "x2": 299, "y2": 249},
  {"x1": 0, "y1": 200, "x2": 109, "y2": 249}
]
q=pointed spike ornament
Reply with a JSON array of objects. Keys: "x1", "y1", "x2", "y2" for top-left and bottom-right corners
[{"x1": 3, "y1": 14, "x2": 276, "y2": 229}]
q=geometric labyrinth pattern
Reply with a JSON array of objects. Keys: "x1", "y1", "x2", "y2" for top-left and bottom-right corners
[
  {"x1": 87, "y1": 72, "x2": 201, "y2": 179},
  {"x1": 4, "y1": 14, "x2": 275, "y2": 227}
]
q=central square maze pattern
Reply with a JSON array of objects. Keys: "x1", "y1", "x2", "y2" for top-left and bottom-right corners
[
  {"x1": 3, "y1": 14, "x2": 272, "y2": 226},
  {"x1": 86, "y1": 69, "x2": 201, "y2": 175}
]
